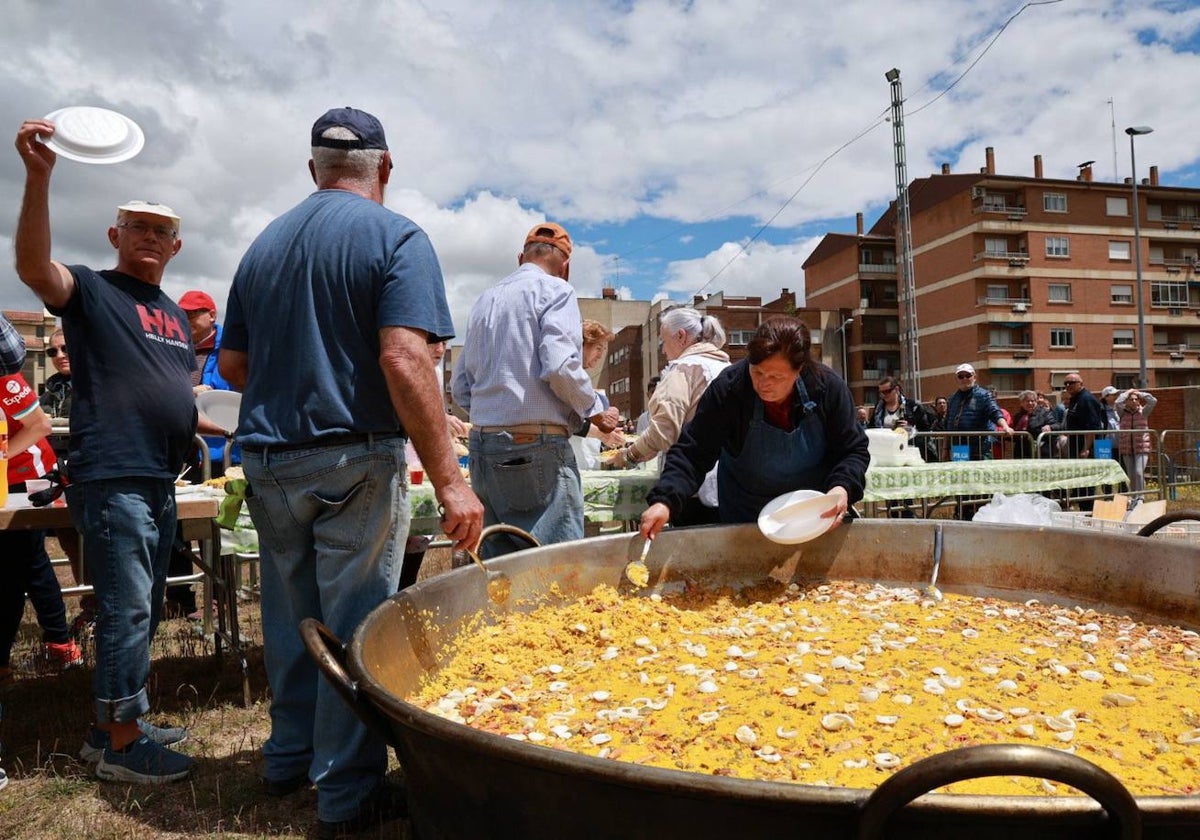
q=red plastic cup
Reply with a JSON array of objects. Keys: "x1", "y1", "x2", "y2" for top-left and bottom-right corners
[{"x1": 410, "y1": 469, "x2": 424, "y2": 485}]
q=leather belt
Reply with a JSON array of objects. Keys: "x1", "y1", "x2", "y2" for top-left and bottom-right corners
[
  {"x1": 475, "y1": 423, "x2": 570, "y2": 438},
  {"x1": 242, "y1": 432, "x2": 404, "y2": 453}
]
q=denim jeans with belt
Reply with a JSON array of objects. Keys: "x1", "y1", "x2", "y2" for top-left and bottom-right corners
[
  {"x1": 242, "y1": 437, "x2": 407, "y2": 823},
  {"x1": 65, "y1": 477, "x2": 176, "y2": 723},
  {"x1": 468, "y1": 430, "x2": 582, "y2": 557}
]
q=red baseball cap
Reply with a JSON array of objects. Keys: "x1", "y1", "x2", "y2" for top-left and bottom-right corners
[{"x1": 178, "y1": 290, "x2": 216, "y2": 313}]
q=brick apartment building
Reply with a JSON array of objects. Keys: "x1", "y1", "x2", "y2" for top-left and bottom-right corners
[{"x1": 804, "y1": 146, "x2": 1200, "y2": 408}]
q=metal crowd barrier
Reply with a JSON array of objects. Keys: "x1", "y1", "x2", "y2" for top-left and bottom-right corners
[{"x1": 1156, "y1": 429, "x2": 1200, "y2": 501}]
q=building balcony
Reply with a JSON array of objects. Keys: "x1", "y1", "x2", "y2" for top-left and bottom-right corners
[
  {"x1": 1157, "y1": 214, "x2": 1200, "y2": 230},
  {"x1": 977, "y1": 343, "x2": 1034, "y2": 359},
  {"x1": 978, "y1": 296, "x2": 1032, "y2": 314},
  {"x1": 858, "y1": 263, "x2": 897, "y2": 275},
  {"x1": 973, "y1": 204, "x2": 1028, "y2": 220},
  {"x1": 1149, "y1": 257, "x2": 1197, "y2": 274},
  {"x1": 975, "y1": 250, "x2": 1030, "y2": 267}
]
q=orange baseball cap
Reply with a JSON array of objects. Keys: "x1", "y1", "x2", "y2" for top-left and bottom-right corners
[{"x1": 524, "y1": 222, "x2": 572, "y2": 258}]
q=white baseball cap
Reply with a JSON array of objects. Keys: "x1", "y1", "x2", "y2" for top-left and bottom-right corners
[
  {"x1": 117, "y1": 200, "x2": 180, "y2": 225},
  {"x1": 955, "y1": 363, "x2": 976, "y2": 376}
]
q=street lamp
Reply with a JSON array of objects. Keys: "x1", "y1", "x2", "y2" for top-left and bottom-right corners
[{"x1": 1126, "y1": 125, "x2": 1153, "y2": 388}]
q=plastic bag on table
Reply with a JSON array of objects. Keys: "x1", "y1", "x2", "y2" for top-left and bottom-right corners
[{"x1": 973, "y1": 492, "x2": 1061, "y2": 527}]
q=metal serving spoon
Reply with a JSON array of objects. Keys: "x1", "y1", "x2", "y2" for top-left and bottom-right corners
[
  {"x1": 924, "y1": 524, "x2": 944, "y2": 602},
  {"x1": 624, "y1": 536, "x2": 652, "y2": 588}
]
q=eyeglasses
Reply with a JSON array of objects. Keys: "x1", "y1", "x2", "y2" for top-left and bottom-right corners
[
  {"x1": 955, "y1": 372, "x2": 973, "y2": 379},
  {"x1": 118, "y1": 221, "x2": 177, "y2": 241},
  {"x1": 46, "y1": 346, "x2": 67, "y2": 358},
  {"x1": 878, "y1": 387, "x2": 894, "y2": 396}
]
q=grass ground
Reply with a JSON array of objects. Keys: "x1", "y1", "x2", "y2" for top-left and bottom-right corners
[{"x1": 0, "y1": 546, "x2": 461, "y2": 839}]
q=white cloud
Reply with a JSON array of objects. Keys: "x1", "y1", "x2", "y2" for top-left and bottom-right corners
[{"x1": 0, "y1": 0, "x2": 1198, "y2": 339}]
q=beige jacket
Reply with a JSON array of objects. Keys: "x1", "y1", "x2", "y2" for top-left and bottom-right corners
[{"x1": 628, "y1": 342, "x2": 730, "y2": 464}]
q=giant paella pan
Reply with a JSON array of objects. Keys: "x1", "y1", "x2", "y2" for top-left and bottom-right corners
[{"x1": 305, "y1": 517, "x2": 1200, "y2": 839}]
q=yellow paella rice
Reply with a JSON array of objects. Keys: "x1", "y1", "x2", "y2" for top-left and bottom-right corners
[{"x1": 416, "y1": 580, "x2": 1200, "y2": 797}]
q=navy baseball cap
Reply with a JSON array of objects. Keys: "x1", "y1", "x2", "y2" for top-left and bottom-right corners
[{"x1": 311, "y1": 107, "x2": 388, "y2": 151}]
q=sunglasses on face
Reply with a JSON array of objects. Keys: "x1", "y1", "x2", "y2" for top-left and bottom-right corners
[
  {"x1": 956, "y1": 372, "x2": 973, "y2": 379},
  {"x1": 47, "y1": 346, "x2": 67, "y2": 358},
  {"x1": 878, "y1": 387, "x2": 894, "y2": 396}
]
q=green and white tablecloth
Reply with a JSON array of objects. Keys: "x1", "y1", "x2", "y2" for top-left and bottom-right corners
[
  {"x1": 863, "y1": 459, "x2": 1129, "y2": 503},
  {"x1": 405, "y1": 467, "x2": 660, "y2": 535}
]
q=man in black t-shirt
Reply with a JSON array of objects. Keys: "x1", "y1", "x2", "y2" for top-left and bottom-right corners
[{"x1": 15, "y1": 118, "x2": 196, "y2": 785}]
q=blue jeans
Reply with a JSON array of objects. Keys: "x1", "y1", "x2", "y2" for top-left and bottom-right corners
[
  {"x1": 242, "y1": 437, "x2": 407, "y2": 823},
  {"x1": 65, "y1": 478, "x2": 175, "y2": 723},
  {"x1": 0, "y1": 528, "x2": 71, "y2": 667},
  {"x1": 468, "y1": 431, "x2": 582, "y2": 557}
]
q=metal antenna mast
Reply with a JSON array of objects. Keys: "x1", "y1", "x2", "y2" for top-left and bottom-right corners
[{"x1": 885, "y1": 68, "x2": 921, "y2": 400}]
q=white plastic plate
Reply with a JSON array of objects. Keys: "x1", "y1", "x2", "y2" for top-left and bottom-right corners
[
  {"x1": 757, "y1": 489, "x2": 841, "y2": 545},
  {"x1": 196, "y1": 389, "x2": 241, "y2": 433},
  {"x1": 41, "y1": 106, "x2": 145, "y2": 164}
]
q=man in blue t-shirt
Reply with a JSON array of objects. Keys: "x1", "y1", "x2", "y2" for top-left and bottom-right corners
[
  {"x1": 219, "y1": 106, "x2": 482, "y2": 834},
  {"x1": 15, "y1": 118, "x2": 196, "y2": 785}
]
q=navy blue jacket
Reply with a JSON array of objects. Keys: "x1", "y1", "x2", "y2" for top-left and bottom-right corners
[{"x1": 647, "y1": 359, "x2": 869, "y2": 518}]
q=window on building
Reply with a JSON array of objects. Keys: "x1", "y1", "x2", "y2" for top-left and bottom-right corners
[
  {"x1": 1043, "y1": 192, "x2": 1067, "y2": 213},
  {"x1": 1108, "y1": 241, "x2": 1131, "y2": 261},
  {"x1": 1048, "y1": 283, "x2": 1072, "y2": 303},
  {"x1": 991, "y1": 374, "x2": 1020, "y2": 394},
  {"x1": 1151, "y1": 282, "x2": 1188, "y2": 307},
  {"x1": 1179, "y1": 205, "x2": 1198, "y2": 221},
  {"x1": 884, "y1": 318, "x2": 899, "y2": 337},
  {"x1": 988, "y1": 328, "x2": 1013, "y2": 347},
  {"x1": 882, "y1": 285, "x2": 897, "y2": 303},
  {"x1": 1045, "y1": 236, "x2": 1070, "y2": 258},
  {"x1": 984, "y1": 237, "x2": 1008, "y2": 256},
  {"x1": 1147, "y1": 204, "x2": 1162, "y2": 222},
  {"x1": 1113, "y1": 372, "x2": 1138, "y2": 390},
  {"x1": 1106, "y1": 196, "x2": 1129, "y2": 216},
  {"x1": 983, "y1": 194, "x2": 1008, "y2": 211},
  {"x1": 1050, "y1": 328, "x2": 1074, "y2": 348},
  {"x1": 1111, "y1": 284, "x2": 1133, "y2": 304},
  {"x1": 1148, "y1": 245, "x2": 1164, "y2": 265},
  {"x1": 1112, "y1": 329, "x2": 1135, "y2": 348},
  {"x1": 986, "y1": 284, "x2": 1009, "y2": 301},
  {"x1": 727, "y1": 330, "x2": 756, "y2": 346}
]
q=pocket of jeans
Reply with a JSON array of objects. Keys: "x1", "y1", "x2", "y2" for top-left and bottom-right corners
[
  {"x1": 492, "y1": 455, "x2": 552, "y2": 513},
  {"x1": 308, "y1": 479, "x2": 372, "y2": 551}
]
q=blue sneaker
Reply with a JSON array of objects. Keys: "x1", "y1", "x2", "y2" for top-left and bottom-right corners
[
  {"x1": 80, "y1": 720, "x2": 189, "y2": 764},
  {"x1": 95, "y1": 736, "x2": 193, "y2": 783}
]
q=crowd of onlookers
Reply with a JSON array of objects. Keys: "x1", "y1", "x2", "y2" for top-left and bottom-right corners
[{"x1": 852, "y1": 363, "x2": 1158, "y2": 490}]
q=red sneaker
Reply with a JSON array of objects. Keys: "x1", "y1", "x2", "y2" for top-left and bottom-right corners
[{"x1": 44, "y1": 639, "x2": 84, "y2": 669}]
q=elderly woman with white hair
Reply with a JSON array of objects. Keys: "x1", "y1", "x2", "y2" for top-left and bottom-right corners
[{"x1": 607, "y1": 307, "x2": 730, "y2": 525}]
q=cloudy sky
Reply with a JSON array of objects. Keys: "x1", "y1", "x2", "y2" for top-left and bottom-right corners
[{"x1": 3, "y1": 0, "x2": 1200, "y2": 339}]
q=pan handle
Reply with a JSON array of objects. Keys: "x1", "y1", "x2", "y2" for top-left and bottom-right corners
[
  {"x1": 471, "y1": 523, "x2": 540, "y2": 556},
  {"x1": 299, "y1": 618, "x2": 392, "y2": 739},
  {"x1": 1135, "y1": 510, "x2": 1200, "y2": 538},
  {"x1": 856, "y1": 744, "x2": 1142, "y2": 840}
]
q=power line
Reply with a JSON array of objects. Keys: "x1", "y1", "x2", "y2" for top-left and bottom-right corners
[{"x1": 610, "y1": 0, "x2": 1063, "y2": 298}]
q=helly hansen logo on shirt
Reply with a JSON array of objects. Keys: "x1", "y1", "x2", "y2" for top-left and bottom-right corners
[{"x1": 137, "y1": 304, "x2": 189, "y2": 349}]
